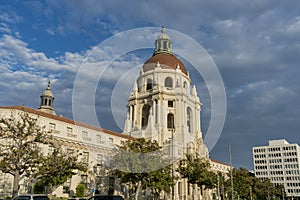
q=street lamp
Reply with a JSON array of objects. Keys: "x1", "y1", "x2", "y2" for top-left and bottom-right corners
[
  {"x1": 217, "y1": 174, "x2": 220, "y2": 200},
  {"x1": 168, "y1": 127, "x2": 175, "y2": 200},
  {"x1": 93, "y1": 164, "x2": 104, "y2": 195}
]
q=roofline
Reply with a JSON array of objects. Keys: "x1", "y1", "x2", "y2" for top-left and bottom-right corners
[
  {"x1": 0, "y1": 105, "x2": 133, "y2": 140},
  {"x1": 210, "y1": 159, "x2": 231, "y2": 167}
]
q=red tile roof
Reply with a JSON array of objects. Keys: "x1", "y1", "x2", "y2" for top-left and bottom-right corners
[
  {"x1": 0, "y1": 105, "x2": 133, "y2": 139},
  {"x1": 143, "y1": 53, "x2": 188, "y2": 75},
  {"x1": 210, "y1": 159, "x2": 231, "y2": 167}
]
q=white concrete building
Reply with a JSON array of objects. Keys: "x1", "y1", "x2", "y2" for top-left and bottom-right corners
[{"x1": 253, "y1": 139, "x2": 300, "y2": 198}]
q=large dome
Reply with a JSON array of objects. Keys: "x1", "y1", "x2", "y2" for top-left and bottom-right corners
[{"x1": 142, "y1": 53, "x2": 188, "y2": 76}]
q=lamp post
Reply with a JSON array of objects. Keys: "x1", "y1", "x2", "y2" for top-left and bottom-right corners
[
  {"x1": 169, "y1": 127, "x2": 175, "y2": 200},
  {"x1": 93, "y1": 164, "x2": 104, "y2": 195},
  {"x1": 217, "y1": 174, "x2": 220, "y2": 200},
  {"x1": 229, "y1": 144, "x2": 234, "y2": 200}
]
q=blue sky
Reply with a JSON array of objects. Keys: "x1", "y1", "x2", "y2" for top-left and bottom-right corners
[{"x1": 1, "y1": 0, "x2": 300, "y2": 169}]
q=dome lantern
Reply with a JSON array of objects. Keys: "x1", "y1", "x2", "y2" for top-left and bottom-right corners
[{"x1": 154, "y1": 26, "x2": 173, "y2": 55}]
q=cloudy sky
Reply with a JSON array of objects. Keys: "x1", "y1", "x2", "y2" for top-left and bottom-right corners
[{"x1": 1, "y1": 0, "x2": 300, "y2": 169}]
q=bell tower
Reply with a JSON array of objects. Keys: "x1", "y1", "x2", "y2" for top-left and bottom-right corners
[{"x1": 123, "y1": 27, "x2": 208, "y2": 158}]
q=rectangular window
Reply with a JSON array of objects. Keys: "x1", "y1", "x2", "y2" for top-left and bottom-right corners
[
  {"x1": 168, "y1": 100, "x2": 174, "y2": 107},
  {"x1": 109, "y1": 137, "x2": 113, "y2": 144},
  {"x1": 49, "y1": 123, "x2": 56, "y2": 130},
  {"x1": 67, "y1": 127, "x2": 73, "y2": 133},
  {"x1": 82, "y1": 131, "x2": 88, "y2": 138},
  {"x1": 82, "y1": 131, "x2": 91, "y2": 141},
  {"x1": 63, "y1": 186, "x2": 70, "y2": 194},
  {"x1": 66, "y1": 127, "x2": 76, "y2": 138}
]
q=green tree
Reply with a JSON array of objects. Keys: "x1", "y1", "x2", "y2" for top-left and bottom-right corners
[
  {"x1": 177, "y1": 153, "x2": 216, "y2": 199},
  {"x1": 76, "y1": 183, "x2": 85, "y2": 197},
  {"x1": 33, "y1": 147, "x2": 87, "y2": 194},
  {"x1": 0, "y1": 111, "x2": 87, "y2": 197},
  {"x1": 0, "y1": 112, "x2": 52, "y2": 197},
  {"x1": 143, "y1": 165, "x2": 173, "y2": 199},
  {"x1": 232, "y1": 168, "x2": 253, "y2": 199},
  {"x1": 33, "y1": 181, "x2": 46, "y2": 194},
  {"x1": 224, "y1": 168, "x2": 285, "y2": 200},
  {"x1": 113, "y1": 138, "x2": 173, "y2": 200}
]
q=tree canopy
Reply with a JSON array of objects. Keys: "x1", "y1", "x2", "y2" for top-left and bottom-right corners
[
  {"x1": 113, "y1": 138, "x2": 173, "y2": 200},
  {"x1": 222, "y1": 167, "x2": 285, "y2": 200},
  {"x1": 0, "y1": 112, "x2": 52, "y2": 197},
  {"x1": 0, "y1": 111, "x2": 86, "y2": 197},
  {"x1": 177, "y1": 153, "x2": 216, "y2": 197},
  {"x1": 33, "y1": 147, "x2": 87, "y2": 194}
]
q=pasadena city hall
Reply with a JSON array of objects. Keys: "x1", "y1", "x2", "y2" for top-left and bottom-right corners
[{"x1": 0, "y1": 27, "x2": 230, "y2": 199}]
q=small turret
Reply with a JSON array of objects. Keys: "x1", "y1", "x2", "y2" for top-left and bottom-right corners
[{"x1": 38, "y1": 81, "x2": 56, "y2": 115}]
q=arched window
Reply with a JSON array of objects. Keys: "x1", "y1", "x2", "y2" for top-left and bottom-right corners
[
  {"x1": 187, "y1": 107, "x2": 192, "y2": 132},
  {"x1": 141, "y1": 104, "x2": 151, "y2": 129},
  {"x1": 165, "y1": 77, "x2": 173, "y2": 88},
  {"x1": 183, "y1": 81, "x2": 187, "y2": 88},
  {"x1": 167, "y1": 113, "x2": 174, "y2": 129},
  {"x1": 146, "y1": 78, "x2": 153, "y2": 90}
]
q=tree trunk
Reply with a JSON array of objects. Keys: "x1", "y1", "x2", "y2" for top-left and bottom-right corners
[
  {"x1": 134, "y1": 181, "x2": 141, "y2": 200},
  {"x1": 12, "y1": 170, "x2": 20, "y2": 198}
]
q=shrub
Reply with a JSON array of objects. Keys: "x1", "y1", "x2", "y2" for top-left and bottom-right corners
[{"x1": 75, "y1": 184, "x2": 85, "y2": 197}]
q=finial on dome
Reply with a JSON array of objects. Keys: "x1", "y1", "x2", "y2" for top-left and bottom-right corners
[
  {"x1": 47, "y1": 80, "x2": 51, "y2": 89},
  {"x1": 161, "y1": 26, "x2": 166, "y2": 33}
]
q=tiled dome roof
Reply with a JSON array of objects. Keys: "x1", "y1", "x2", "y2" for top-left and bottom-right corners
[{"x1": 142, "y1": 53, "x2": 187, "y2": 76}]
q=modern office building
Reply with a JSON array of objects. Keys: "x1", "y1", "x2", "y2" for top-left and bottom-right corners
[{"x1": 253, "y1": 139, "x2": 300, "y2": 199}]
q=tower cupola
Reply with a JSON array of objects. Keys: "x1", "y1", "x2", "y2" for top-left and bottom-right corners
[
  {"x1": 38, "y1": 81, "x2": 56, "y2": 115},
  {"x1": 154, "y1": 26, "x2": 173, "y2": 55}
]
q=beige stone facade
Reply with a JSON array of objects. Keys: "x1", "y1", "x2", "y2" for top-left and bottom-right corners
[
  {"x1": 0, "y1": 105, "x2": 130, "y2": 197},
  {"x1": 0, "y1": 28, "x2": 228, "y2": 199}
]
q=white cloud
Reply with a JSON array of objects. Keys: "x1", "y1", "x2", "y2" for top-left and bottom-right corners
[
  {"x1": 0, "y1": 34, "x2": 75, "y2": 71},
  {"x1": 0, "y1": 12, "x2": 21, "y2": 24},
  {"x1": 287, "y1": 17, "x2": 300, "y2": 33}
]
